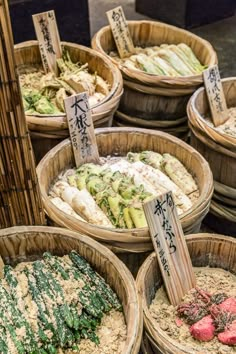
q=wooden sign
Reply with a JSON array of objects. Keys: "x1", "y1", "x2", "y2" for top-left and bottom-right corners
[
  {"x1": 32, "y1": 10, "x2": 62, "y2": 75},
  {"x1": 203, "y1": 65, "x2": 228, "y2": 127},
  {"x1": 64, "y1": 92, "x2": 100, "y2": 167},
  {"x1": 106, "y1": 6, "x2": 134, "y2": 58},
  {"x1": 143, "y1": 191, "x2": 196, "y2": 306}
]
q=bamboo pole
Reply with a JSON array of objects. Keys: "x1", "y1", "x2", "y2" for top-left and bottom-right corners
[{"x1": 0, "y1": 0, "x2": 45, "y2": 227}]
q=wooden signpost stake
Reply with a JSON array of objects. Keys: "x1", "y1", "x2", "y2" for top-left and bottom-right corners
[
  {"x1": 203, "y1": 65, "x2": 228, "y2": 127},
  {"x1": 64, "y1": 92, "x2": 100, "y2": 167},
  {"x1": 143, "y1": 191, "x2": 196, "y2": 306},
  {"x1": 32, "y1": 10, "x2": 62, "y2": 75},
  {"x1": 106, "y1": 6, "x2": 135, "y2": 58}
]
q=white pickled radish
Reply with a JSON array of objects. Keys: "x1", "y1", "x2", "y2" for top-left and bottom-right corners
[
  {"x1": 72, "y1": 189, "x2": 113, "y2": 227},
  {"x1": 61, "y1": 186, "x2": 80, "y2": 205},
  {"x1": 50, "y1": 197, "x2": 85, "y2": 222}
]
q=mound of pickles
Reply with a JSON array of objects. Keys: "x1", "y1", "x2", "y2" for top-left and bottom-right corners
[
  {"x1": 0, "y1": 251, "x2": 121, "y2": 353},
  {"x1": 50, "y1": 151, "x2": 199, "y2": 229},
  {"x1": 19, "y1": 51, "x2": 110, "y2": 116},
  {"x1": 110, "y1": 43, "x2": 206, "y2": 76}
]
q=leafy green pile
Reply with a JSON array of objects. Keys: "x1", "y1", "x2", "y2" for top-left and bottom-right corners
[{"x1": 0, "y1": 251, "x2": 121, "y2": 353}]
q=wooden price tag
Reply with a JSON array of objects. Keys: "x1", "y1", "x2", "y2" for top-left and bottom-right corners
[
  {"x1": 203, "y1": 65, "x2": 228, "y2": 127},
  {"x1": 106, "y1": 6, "x2": 134, "y2": 58},
  {"x1": 64, "y1": 92, "x2": 100, "y2": 167},
  {"x1": 32, "y1": 10, "x2": 62, "y2": 75},
  {"x1": 143, "y1": 191, "x2": 196, "y2": 306}
]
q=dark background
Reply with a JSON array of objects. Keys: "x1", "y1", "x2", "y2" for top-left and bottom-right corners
[
  {"x1": 9, "y1": 0, "x2": 90, "y2": 46},
  {"x1": 135, "y1": 0, "x2": 236, "y2": 28}
]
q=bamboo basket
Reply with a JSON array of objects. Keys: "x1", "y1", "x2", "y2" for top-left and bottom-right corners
[
  {"x1": 113, "y1": 111, "x2": 189, "y2": 141},
  {"x1": 188, "y1": 79, "x2": 236, "y2": 232},
  {"x1": 92, "y1": 21, "x2": 217, "y2": 136},
  {"x1": 188, "y1": 78, "x2": 236, "y2": 152},
  {"x1": 189, "y1": 124, "x2": 236, "y2": 189},
  {"x1": 190, "y1": 127, "x2": 236, "y2": 232},
  {"x1": 14, "y1": 40, "x2": 123, "y2": 162},
  {"x1": 0, "y1": 225, "x2": 142, "y2": 354},
  {"x1": 141, "y1": 332, "x2": 157, "y2": 354},
  {"x1": 136, "y1": 233, "x2": 236, "y2": 354},
  {"x1": 118, "y1": 84, "x2": 190, "y2": 121},
  {"x1": 92, "y1": 21, "x2": 217, "y2": 89},
  {"x1": 37, "y1": 128, "x2": 214, "y2": 256}
]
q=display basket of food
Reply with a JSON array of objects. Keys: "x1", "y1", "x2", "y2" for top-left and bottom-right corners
[
  {"x1": 92, "y1": 20, "x2": 217, "y2": 135},
  {"x1": 187, "y1": 77, "x2": 236, "y2": 231},
  {"x1": 14, "y1": 40, "x2": 123, "y2": 161},
  {"x1": 0, "y1": 225, "x2": 142, "y2": 353},
  {"x1": 37, "y1": 127, "x2": 213, "y2": 258},
  {"x1": 136, "y1": 233, "x2": 236, "y2": 353},
  {"x1": 188, "y1": 77, "x2": 236, "y2": 151},
  {"x1": 92, "y1": 21, "x2": 217, "y2": 89}
]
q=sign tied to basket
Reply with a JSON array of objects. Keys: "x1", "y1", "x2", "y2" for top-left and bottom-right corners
[
  {"x1": 33, "y1": 10, "x2": 62, "y2": 75},
  {"x1": 143, "y1": 191, "x2": 196, "y2": 306},
  {"x1": 64, "y1": 92, "x2": 100, "y2": 167},
  {"x1": 106, "y1": 6, "x2": 134, "y2": 58},
  {"x1": 203, "y1": 64, "x2": 228, "y2": 127}
]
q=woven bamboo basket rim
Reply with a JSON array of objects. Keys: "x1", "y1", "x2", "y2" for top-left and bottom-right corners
[
  {"x1": 141, "y1": 332, "x2": 157, "y2": 354},
  {"x1": 26, "y1": 88, "x2": 122, "y2": 131},
  {"x1": 92, "y1": 20, "x2": 217, "y2": 89},
  {"x1": 37, "y1": 127, "x2": 213, "y2": 252},
  {"x1": 213, "y1": 191, "x2": 236, "y2": 207},
  {"x1": 26, "y1": 114, "x2": 113, "y2": 137},
  {"x1": 0, "y1": 225, "x2": 142, "y2": 354},
  {"x1": 182, "y1": 199, "x2": 212, "y2": 223},
  {"x1": 29, "y1": 126, "x2": 69, "y2": 135},
  {"x1": 143, "y1": 332, "x2": 164, "y2": 354},
  {"x1": 113, "y1": 117, "x2": 189, "y2": 135},
  {"x1": 113, "y1": 118, "x2": 189, "y2": 134},
  {"x1": 136, "y1": 233, "x2": 236, "y2": 354},
  {"x1": 214, "y1": 180, "x2": 236, "y2": 199},
  {"x1": 14, "y1": 40, "x2": 123, "y2": 129},
  {"x1": 115, "y1": 110, "x2": 188, "y2": 128},
  {"x1": 188, "y1": 105, "x2": 236, "y2": 152},
  {"x1": 30, "y1": 131, "x2": 68, "y2": 139},
  {"x1": 189, "y1": 122, "x2": 236, "y2": 159},
  {"x1": 187, "y1": 77, "x2": 236, "y2": 151},
  {"x1": 124, "y1": 79, "x2": 195, "y2": 96},
  {"x1": 211, "y1": 199, "x2": 236, "y2": 222},
  {"x1": 113, "y1": 119, "x2": 190, "y2": 141}
]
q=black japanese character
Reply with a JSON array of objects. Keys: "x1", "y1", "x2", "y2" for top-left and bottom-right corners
[
  {"x1": 112, "y1": 10, "x2": 120, "y2": 22},
  {"x1": 71, "y1": 97, "x2": 88, "y2": 115},
  {"x1": 154, "y1": 200, "x2": 166, "y2": 217}
]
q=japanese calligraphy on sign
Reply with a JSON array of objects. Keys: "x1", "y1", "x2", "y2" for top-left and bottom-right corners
[
  {"x1": 106, "y1": 6, "x2": 134, "y2": 58},
  {"x1": 143, "y1": 191, "x2": 195, "y2": 306},
  {"x1": 33, "y1": 10, "x2": 62, "y2": 75},
  {"x1": 203, "y1": 65, "x2": 228, "y2": 127},
  {"x1": 64, "y1": 93, "x2": 100, "y2": 167}
]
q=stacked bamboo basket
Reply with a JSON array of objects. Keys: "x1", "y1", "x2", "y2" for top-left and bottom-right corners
[
  {"x1": 137, "y1": 233, "x2": 236, "y2": 353},
  {"x1": 37, "y1": 127, "x2": 214, "y2": 275},
  {"x1": 0, "y1": 226, "x2": 142, "y2": 354},
  {"x1": 0, "y1": 0, "x2": 45, "y2": 227},
  {"x1": 92, "y1": 20, "x2": 217, "y2": 141},
  {"x1": 14, "y1": 40, "x2": 123, "y2": 162},
  {"x1": 188, "y1": 78, "x2": 236, "y2": 236}
]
